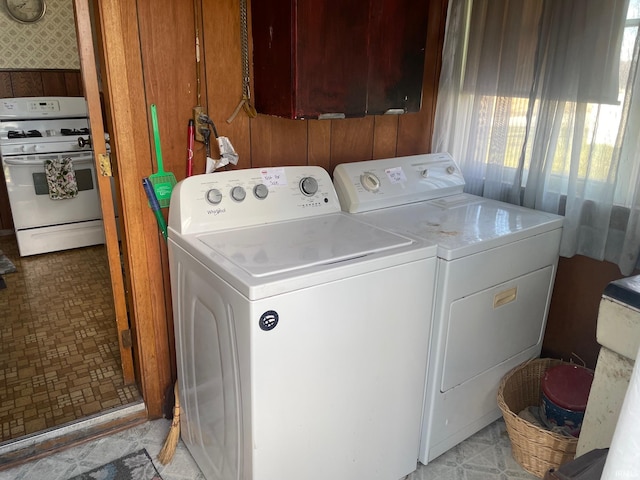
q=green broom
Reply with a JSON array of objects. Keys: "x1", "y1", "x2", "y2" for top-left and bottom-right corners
[{"x1": 149, "y1": 104, "x2": 177, "y2": 208}]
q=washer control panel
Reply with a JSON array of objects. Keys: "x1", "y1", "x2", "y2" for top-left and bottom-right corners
[
  {"x1": 169, "y1": 166, "x2": 341, "y2": 234},
  {"x1": 333, "y1": 152, "x2": 466, "y2": 213}
]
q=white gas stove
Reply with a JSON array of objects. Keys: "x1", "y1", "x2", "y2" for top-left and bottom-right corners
[{"x1": 0, "y1": 97, "x2": 104, "y2": 256}]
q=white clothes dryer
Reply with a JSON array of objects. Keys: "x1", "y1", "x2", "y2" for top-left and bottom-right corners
[
  {"x1": 168, "y1": 166, "x2": 437, "y2": 480},
  {"x1": 333, "y1": 153, "x2": 564, "y2": 464}
]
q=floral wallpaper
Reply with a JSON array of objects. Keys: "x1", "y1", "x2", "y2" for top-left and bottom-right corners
[{"x1": 0, "y1": 0, "x2": 80, "y2": 69}]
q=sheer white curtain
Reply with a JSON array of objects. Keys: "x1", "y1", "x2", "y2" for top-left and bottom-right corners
[{"x1": 433, "y1": 0, "x2": 640, "y2": 274}]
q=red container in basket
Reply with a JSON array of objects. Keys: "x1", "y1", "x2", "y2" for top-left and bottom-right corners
[{"x1": 541, "y1": 364, "x2": 594, "y2": 437}]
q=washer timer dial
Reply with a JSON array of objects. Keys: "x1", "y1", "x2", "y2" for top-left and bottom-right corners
[
  {"x1": 299, "y1": 176, "x2": 319, "y2": 196},
  {"x1": 253, "y1": 183, "x2": 269, "y2": 199}
]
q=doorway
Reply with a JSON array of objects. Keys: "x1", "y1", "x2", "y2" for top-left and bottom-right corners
[{"x1": 0, "y1": 1, "x2": 140, "y2": 445}]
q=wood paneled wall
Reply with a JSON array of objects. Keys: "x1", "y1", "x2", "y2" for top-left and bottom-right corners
[
  {"x1": 0, "y1": 69, "x2": 83, "y2": 98},
  {"x1": 128, "y1": 0, "x2": 450, "y2": 190},
  {"x1": 195, "y1": 0, "x2": 449, "y2": 177},
  {"x1": 542, "y1": 256, "x2": 639, "y2": 369},
  {"x1": 97, "y1": 0, "x2": 448, "y2": 416},
  {"x1": 0, "y1": 69, "x2": 84, "y2": 231}
]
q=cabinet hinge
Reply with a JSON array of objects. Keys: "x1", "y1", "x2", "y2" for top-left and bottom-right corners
[
  {"x1": 99, "y1": 153, "x2": 113, "y2": 177},
  {"x1": 121, "y1": 329, "x2": 132, "y2": 349}
]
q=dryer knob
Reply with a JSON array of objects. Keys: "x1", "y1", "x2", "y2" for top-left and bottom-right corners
[
  {"x1": 446, "y1": 165, "x2": 456, "y2": 174},
  {"x1": 360, "y1": 172, "x2": 381, "y2": 192},
  {"x1": 253, "y1": 183, "x2": 269, "y2": 200},
  {"x1": 299, "y1": 176, "x2": 318, "y2": 196},
  {"x1": 231, "y1": 186, "x2": 246, "y2": 202},
  {"x1": 421, "y1": 169, "x2": 429, "y2": 178},
  {"x1": 205, "y1": 188, "x2": 223, "y2": 205}
]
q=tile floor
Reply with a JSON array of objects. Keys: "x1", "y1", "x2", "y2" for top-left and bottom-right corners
[
  {"x1": 0, "y1": 233, "x2": 141, "y2": 443},
  {"x1": 0, "y1": 230, "x2": 539, "y2": 479},
  {"x1": 0, "y1": 417, "x2": 539, "y2": 480}
]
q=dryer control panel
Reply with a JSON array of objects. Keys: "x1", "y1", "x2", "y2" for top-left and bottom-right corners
[
  {"x1": 169, "y1": 166, "x2": 340, "y2": 234},
  {"x1": 333, "y1": 152, "x2": 466, "y2": 213}
]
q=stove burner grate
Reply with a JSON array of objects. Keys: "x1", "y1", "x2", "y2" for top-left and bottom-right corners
[
  {"x1": 7, "y1": 130, "x2": 43, "y2": 138},
  {"x1": 61, "y1": 128, "x2": 90, "y2": 136}
]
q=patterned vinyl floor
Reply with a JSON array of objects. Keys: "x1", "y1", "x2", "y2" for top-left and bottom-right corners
[{"x1": 0, "y1": 233, "x2": 141, "y2": 443}]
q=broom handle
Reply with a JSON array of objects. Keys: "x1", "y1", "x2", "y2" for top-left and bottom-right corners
[{"x1": 150, "y1": 104, "x2": 165, "y2": 174}]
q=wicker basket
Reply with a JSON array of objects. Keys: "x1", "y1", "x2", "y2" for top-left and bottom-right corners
[{"x1": 497, "y1": 358, "x2": 579, "y2": 478}]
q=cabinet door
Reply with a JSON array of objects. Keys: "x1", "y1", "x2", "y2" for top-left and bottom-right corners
[
  {"x1": 252, "y1": 0, "x2": 369, "y2": 119},
  {"x1": 251, "y1": 0, "x2": 430, "y2": 119},
  {"x1": 367, "y1": 0, "x2": 429, "y2": 115},
  {"x1": 251, "y1": 0, "x2": 296, "y2": 118},
  {"x1": 295, "y1": 0, "x2": 369, "y2": 118}
]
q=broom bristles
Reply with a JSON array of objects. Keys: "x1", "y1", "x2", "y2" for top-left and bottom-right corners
[{"x1": 158, "y1": 382, "x2": 180, "y2": 465}]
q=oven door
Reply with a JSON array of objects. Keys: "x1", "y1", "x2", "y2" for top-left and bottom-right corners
[{"x1": 2, "y1": 151, "x2": 102, "y2": 229}]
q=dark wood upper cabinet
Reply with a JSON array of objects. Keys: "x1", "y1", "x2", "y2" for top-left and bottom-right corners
[{"x1": 251, "y1": 0, "x2": 430, "y2": 119}]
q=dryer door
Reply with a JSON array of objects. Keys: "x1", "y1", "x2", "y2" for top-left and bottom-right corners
[{"x1": 441, "y1": 265, "x2": 554, "y2": 391}]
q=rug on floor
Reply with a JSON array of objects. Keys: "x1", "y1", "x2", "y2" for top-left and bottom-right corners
[
  {"x1": 0, "y1": 250, "x2": 17, "y2": 275},
  {"x1": 67, "y1": 449, "x2": 162, "y2": 480}
]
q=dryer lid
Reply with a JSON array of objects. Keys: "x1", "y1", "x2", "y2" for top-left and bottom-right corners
[{"x1": 197, "y1": 212, "x2": 415, "y2": 277}]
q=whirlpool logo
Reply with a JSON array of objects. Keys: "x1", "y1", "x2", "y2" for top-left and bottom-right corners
[
  {"x1": 207, "y1": 207, "x2": 226, "y2": 216},
  {"x1": 259, "y1": 310, "x2": 279, "y2": 331}
]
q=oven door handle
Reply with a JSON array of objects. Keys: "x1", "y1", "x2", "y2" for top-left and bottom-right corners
[{"x1": 3, "y1": 157, "x2": 94, "y2": 166}]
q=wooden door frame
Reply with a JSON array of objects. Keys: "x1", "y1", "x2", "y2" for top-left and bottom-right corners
[
  {"x1": 75, "y1": 0, "x2": 173, "y2": 418},
  {"x1": 73, "y1": 0, "x2": 135, "y2": 386}
]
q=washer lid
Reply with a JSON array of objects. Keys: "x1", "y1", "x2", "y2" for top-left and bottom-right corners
[
  {"x1": 198, "y1": 212, "x2": 415, "y2": 277},
  {"x1": 359, "y1": 194, "x2": 563, "y2": 260}
]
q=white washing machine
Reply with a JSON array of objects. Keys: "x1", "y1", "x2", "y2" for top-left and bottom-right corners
[
  {"x1": 168, "y1": 166, "x2": 437, "y2": 480},
  {"x1": 333, "y1": 153, "x2": 564, "y2": 464}
]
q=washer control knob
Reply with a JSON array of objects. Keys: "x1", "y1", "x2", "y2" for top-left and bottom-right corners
[
  {"x1": 299, "y1": 176, "x2": 318, "y2": 196},
  {"x1": 205, "y1": 188, "x2": 223, "y2": 205},
  {"x1": 231, "y1": 186, "x2": 246, "y2": 202},
  {"x1": 421, "y1": 169, "x2": 429, "y2": 178},
  {"x1": 253, "y1": 183, "x2": 269, "y2": 200},
  {"x1": 360, "y1": 172, "x2": 381, "y2": 192},
  {"x1": 446, "y1": 165, "x2": 456, "y2": 174}
]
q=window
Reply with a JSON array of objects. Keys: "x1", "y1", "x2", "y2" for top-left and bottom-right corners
[{"x1": 433, "y1": 0, "x2": 640, "y2": 274}]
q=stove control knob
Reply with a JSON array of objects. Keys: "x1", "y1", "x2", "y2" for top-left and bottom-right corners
[
  {"x1": 205, "y1": 188, "x2": 223, "y2": 205},
  {"x1": 231, "y1": 186, "x2": 246, "y2": 202},
  {"x1": 34, "y1": 145, "x2": 41, "y2": 152},
  {"x1": 446, "y1": 165, "x2": 456, "y2": 174},
  {"x1": 360, "y1": 172, "x2": 380, "y2": 193},
  {"x1": 20, "y1": 145, "x2": 26, "y2": 152},
  {"x1": 78, "y1": 136, "x2": 92, "y2": 148},
  {"x1": 253, "y1": 183, "x2": 269, "y2": 200},
  {"x1": 299, "y1": 176, "x2": 318, "y2": 196}
]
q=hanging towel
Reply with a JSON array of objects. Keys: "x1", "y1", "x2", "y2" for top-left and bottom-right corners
[{"x1": 44, "y1": 157, "x2": 78, "y2": 200}]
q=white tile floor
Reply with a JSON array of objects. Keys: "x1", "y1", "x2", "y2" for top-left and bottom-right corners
[{"x1": 0, "y1": 417, "x2": 539, "y2": 480}]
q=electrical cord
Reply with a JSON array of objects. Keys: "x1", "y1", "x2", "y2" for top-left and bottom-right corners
[{"x1": 198, "y1": 113, "x2": 218, "y2": 138}]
